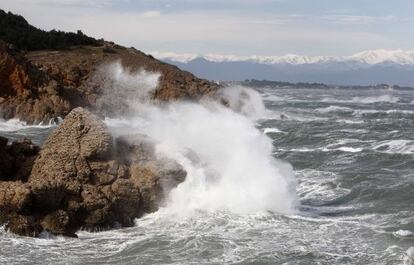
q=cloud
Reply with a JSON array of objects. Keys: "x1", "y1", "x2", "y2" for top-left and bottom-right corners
[
  {"x1": 0, "y1": 0, "x2": 406, "y2": 56},
  {"x1": 143, "y1": 11, "x2": 161, "y2": 18},
  {"x1": 320, "y1": 14, "x2": 397, "y2": 25}
]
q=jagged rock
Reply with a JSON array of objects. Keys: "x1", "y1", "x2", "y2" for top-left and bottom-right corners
[
  {"x1": 29, "y1": 107, "x2": 113, "y2": 183},
  {"x1": 0, "y1": 41, "x2": 72, "y2": 124},
  {"x1": 116, "y1": 135, "x2": 187, "y2": 212},
  {"x1": 0, "y1": 107, "x2": 186, "y2": 237}
]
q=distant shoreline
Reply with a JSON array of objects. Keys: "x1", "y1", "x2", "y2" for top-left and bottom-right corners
[{"x1": 221, "y1": 79, "x2": 414, "y2": 90}]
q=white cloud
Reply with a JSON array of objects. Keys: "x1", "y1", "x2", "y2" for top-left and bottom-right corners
[
  {"x1": 143, "y1": 11, "x2": 161, "y2": 18},
  {"x1": 320, "y1": 14, "x2": 397, "y2": 25},
  {"x1": 0, "y1": 0, "x2": 403, "y2": 56}
]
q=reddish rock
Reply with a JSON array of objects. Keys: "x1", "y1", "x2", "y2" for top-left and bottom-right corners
[
  {"x1": 0, "y1": 40, "x2": 220, "y2": 124},
  {"x1": 0, "y1": 41, "x2": 72, "y2": 124}
]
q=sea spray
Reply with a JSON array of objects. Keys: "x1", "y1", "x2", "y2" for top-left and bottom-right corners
[
  {"x1": 218, "y1": 86, "x2": 267, "y2": 119},
  {"x1": 101, "y1": 62, "x2": 298, "y2": 215}
]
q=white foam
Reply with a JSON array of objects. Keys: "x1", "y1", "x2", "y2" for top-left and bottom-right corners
[
  {"x1": 278, "y1": 146, "x2": 363, "y2": 153},
  {"x1": 296, "y1": 169, "x2": 351, "y2": 202},
  {"x1": 405, "y1": 247, "x2": 414, "y2": 265},
  {"x1": 103, "y1": 65, "x2": 298, "y2": 216},
  {"x1": 0, "y1": 118, "x2": 58, "y2": 132},
  {"x1": 335, "y1": 119, "x2": 364, "y2": 124},
  {"x1": 337, "y1": 129, "x2": 369, "y2": 133},
  {"x1": 219, "y1": 86, "x2": 267, "y2": 120},
  {"x1": 336, "y1": 147, "x2": 363, "y2": 153},
  {"x1": 353, "y1": 109, "x2": 414, "y2": 116},
  {"x1": 351, "y1": 95, "x2": 399, "y2": 104},
  {"x1": 315, "y1": 105, "x2": 353, "y2": 113},
  {"x1": 393, "y1": 230, "x2": 414, "y2": 238},
  {"x1": 323, "y1": 94, "x2": 399, "y2": 104},
  {"x1": 373, "y1": 140, "x2": 414, "y2": 154},
  {"x1": 263, "y1": 127, "x2": 285, "y2": 134},
  {"x1": 262, "y1": 94, "x2": 285, "y2": 102}
]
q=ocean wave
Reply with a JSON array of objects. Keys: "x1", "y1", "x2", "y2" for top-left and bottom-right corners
[
  {"x1": 296, "y1": 169, "x2": 351, "y2": 202},
  {"x1": 335, "y1": 119, "x2": 365, "y2": 124},
  {"x1": 373, "y1": 140, "x2": 414, "y2": 154},
  {"x1": 277, "y1": 146, "x2": 363, "y2": 153},
  {"x1": 335, "y1": 146, "x2": 363, "y2": 153},
  {"x1": 353, "y1": 109, "x2": 414, "y2": 116},
  {"x1": 323, "y1": 94, "x2": 400, "y2": 104},
  {"x1": 262, "y1": 94, "x2": 286, "y2": 101},
  {"x1": 0, "y1": 118, "x2": 59, "y2": 132},
  {"x1": 263, "y1": 127, "x2": 285, "y2": 134},
  {"x1": 351, "y1": 95, "x2": 399, "y2": 104},
  {"x1": 315, "y1": 105, "x2": 353, "y2": 113},
  {"x1": 336, "y1": 129, "x2": 369, "y2": 133},
  {"x1": 392, "y1": 230, "x2": 414, "y2": 238},
  {"x1": 266, "y1": 111, "x2": 328, "y2": 122}
]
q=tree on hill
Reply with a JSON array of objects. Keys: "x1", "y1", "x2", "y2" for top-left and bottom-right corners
[{"x1": 0, "y1": 9, "x2": 102, "y2": 51}]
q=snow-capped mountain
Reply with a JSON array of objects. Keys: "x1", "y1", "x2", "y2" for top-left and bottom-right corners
[
  {"x1": 154, "y1": 49, "x2": 414, "y2": 66},
  {"x1": 153, "y1": 50, "x2": 414, "y2": 86}
]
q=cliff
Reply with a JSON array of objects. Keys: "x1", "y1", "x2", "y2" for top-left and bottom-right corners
[{"x1": 0, "y1": 10, "x2": 219, "y2": 123}]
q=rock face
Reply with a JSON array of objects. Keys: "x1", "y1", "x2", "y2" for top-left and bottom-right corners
[
  {"x1": 0, "y1": 41, "x2": 71, "y2": 124},
  {"x1": 0, "y1": 108, "x2": 186, "y2": 237},
  {"x1": 0, "y1": 40, "x2": 219, "y2": 124}
]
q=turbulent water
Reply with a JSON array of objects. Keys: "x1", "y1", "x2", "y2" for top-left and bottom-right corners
[{"x1": 1, "y1": 87, "x2": 414, "y2": 264}]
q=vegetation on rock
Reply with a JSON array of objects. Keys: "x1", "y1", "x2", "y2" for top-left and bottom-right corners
[{"x1": 0, "y1": 9, "x2": 101, "y2": 51}]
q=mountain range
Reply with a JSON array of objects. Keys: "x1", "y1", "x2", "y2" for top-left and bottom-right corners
[{"x1": 155, "y1": 50, "x2": 414, "y2": 86}]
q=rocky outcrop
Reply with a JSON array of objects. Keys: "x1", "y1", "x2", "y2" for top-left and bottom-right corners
[
  {"x1": 0, "y1": 39, "x2": 219, "y2": 124},
  {"x1": 0, "y1": 41, "x2": 72, "y2": 124},
  {"x1": 0, "y1": 108, "x2": 186, "y2": 237}
]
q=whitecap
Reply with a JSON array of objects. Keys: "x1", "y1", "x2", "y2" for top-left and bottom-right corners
[
  {"x1": 324, "y1": 94, "x2": 399, "y2": 104},
  {"x1": 335, "y1": 119, "x2": 364, "y2": 124},
  {"x1": 336, "y1": 147, "x2": 363, "y2": 153},
  {"x1": 392, "y1": 230, "x2": 414, "y2": 238},
  {"x1": 353, "y1": 109, "x2": 414, "y2": 116},
  {"x1": 315, "y1": 105, "x2": 353, "y2": 113},
  {"x1": 372, "y1": 140, "x2": 414, "y2": 154},
  {"x1": 0, "y1": 118, "x2": 58, "y2": 132},
  {"x1": 351, "y1": 94, "x2": 399, "y2": 104},
  {"x1": 405, "y1": 247, "x2": 414, "y2": 265},
  {"x1": 263, "y1": 127, "x2": 285, "y2": 134}
]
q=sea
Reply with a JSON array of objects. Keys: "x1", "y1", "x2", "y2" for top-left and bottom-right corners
[{"x1": 0, "y1": 87, "x2": 413, "y2": 265}]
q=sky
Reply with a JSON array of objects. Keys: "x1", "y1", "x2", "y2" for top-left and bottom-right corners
[{"x1": 1, "y1": 0, "x2": 413, "y2": 56}]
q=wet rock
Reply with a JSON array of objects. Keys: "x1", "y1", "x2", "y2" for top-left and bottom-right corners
[
  {"x1": 0, "y1": 107, "x2": 186, "y2": 237},
  {"x1": 0, "y1": 137, "x2": 40, "y2": 182},
  {"x1": 116, "y1": 135, "x2": 187, "y2": 212},
  {"x1": 29, "y1": 107, "x2": 113, "y2": 183}
]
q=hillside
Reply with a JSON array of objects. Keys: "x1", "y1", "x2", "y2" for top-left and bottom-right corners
[
  {"x1": 0, "y1": 9, "x2": 101, "y2": 50},
  {"x1": 0, "y1": 10, "x2": 219, "y2": 124}
]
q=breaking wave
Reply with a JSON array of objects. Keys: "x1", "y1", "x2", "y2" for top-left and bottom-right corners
[
  {"x1": 102, "y1": 63, "x2": 298, "y2": 215},
  {"x1": 373, "y1": 140, "x2": 414, "y2": 155},
  {"x1": 0, "y1": 118, "x2": 60, "y2": 132},
  {"x1": 315, "y1": 105, "x2": 353, "y2": 113},
  {"x1": 322, "y1": 94, "x2": 400, "y2": 104}
]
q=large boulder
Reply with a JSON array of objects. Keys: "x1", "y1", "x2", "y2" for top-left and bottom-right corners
[
  {"x1": 116, "y1": 135, "x2": 187, "y2": 212},
  {"x1": 0, "y1": 107, "x2": 186, "y2": 237}
]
